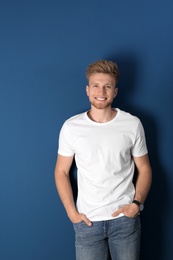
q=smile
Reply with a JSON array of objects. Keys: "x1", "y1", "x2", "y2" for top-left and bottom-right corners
[{"x1": 95, "y1": 97, "x2": 107, "y2": 101}]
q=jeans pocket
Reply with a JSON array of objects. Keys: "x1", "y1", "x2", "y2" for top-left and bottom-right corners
[
  {"x1": 73, "y1": 221, "x2": 88, "y2": 232},
  {"x1": 123, "y1": 214, "x2": 139, "y2": 219}
]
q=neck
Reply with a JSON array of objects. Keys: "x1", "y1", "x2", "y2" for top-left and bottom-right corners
[{"x1": 87, "y1": 107, "x2": 117, "y2": 123}]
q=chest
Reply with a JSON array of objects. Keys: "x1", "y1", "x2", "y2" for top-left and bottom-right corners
[{"x1": 72, "y1": 125, "x2": 135, "y2": 157}]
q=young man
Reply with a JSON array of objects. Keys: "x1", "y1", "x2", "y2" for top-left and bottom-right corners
[{"x1": 54, "y1": 60, "x2": 152, "y2": 260}]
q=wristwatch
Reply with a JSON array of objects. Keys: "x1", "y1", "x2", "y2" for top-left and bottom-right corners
[{"x1": 132, "y1": 200, "x2": 144, "y2": 211}]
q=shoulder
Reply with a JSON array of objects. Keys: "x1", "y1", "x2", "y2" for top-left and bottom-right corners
[
  {"x1": 116, "y1": 108, "x2": 140, "y2": 124},
  {"x1": 63, "y1": 112, "x2": 86, "y2": 127}
]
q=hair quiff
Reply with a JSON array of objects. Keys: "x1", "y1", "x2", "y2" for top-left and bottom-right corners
[{"x1": 86, "y1": 60, "x2": 119, "y2": 83}]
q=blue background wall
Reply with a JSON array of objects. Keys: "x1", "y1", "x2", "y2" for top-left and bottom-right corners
[{"x1": 0, "y1": 0, "x2": 173, "y2": 259}]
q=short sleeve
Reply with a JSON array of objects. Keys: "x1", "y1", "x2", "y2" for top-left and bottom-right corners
[
  {"x1": 131, "y1": 120, "x2": 148, "y2": 157},
  {"x1": 58, "y1": 122, "x2": 75, "y2": 156}
]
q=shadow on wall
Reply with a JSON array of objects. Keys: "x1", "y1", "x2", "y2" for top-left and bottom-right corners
[
  {"x1": 70, "y1": 54, "x2": 168, "y2": 260},
  {"x1": 110, "y1": 53, "x2": 168, "y2": 260}
]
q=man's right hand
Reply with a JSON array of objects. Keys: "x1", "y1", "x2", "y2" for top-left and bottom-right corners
[{"x1": 69, "y1": 212, "x2": 92, "y2": 226}]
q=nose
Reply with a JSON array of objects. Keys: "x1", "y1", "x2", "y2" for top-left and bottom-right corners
[{"x1": 98, "y1": 86, "x2": 106, "y2": 95}]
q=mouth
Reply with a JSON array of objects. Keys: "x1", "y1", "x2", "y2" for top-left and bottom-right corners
[{"x1": 95, "y1": 97, "x2": 107, "y2": 101}]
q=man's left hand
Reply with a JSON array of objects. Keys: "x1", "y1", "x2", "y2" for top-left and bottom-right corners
[{"x1": 112, "y1": 203, "x2": 139, "y2": 218}]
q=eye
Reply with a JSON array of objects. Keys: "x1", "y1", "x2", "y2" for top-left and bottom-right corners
[{"x1": 105, "y1": 85, "x2": 112, "y2": 89}]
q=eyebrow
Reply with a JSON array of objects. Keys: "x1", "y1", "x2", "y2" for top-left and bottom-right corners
[{"x1": 90, "y1": 82, "x2": 113, "y2": 85}]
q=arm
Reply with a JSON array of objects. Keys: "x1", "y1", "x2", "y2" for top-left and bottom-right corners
[
  {"x1": 54, "y1": 154, "x2": 92, "y2": 226},
  {"x1": 133, "y1": 154, "x2": 152, "y2": 204},
  {"x1": 112, "y1": 154, "x2": 152, "y2": 217}
]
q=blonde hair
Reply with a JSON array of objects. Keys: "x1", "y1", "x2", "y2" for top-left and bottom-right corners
[{"x1": 86, "y1": 60, "x2": 119, "y2": 83}]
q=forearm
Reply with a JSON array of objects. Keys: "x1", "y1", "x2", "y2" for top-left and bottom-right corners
[
  {"x1": 112, "y1": 162, "x2": 152, "y2": 218},
  {"x1": 54, "y1": 154, "x2": 92, "y2": 226},
  {"x1": 55, "y1": 172, "x2": 78, "y2": 220},
  {"x1": 134, "y1": 165, "x2": 152, "y2": 204}
]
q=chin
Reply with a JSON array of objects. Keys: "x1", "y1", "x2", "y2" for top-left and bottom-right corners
[{"x1": 92, "y1": 102, "x2": 112, "y2": 110}]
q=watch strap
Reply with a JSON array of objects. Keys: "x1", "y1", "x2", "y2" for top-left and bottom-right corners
[
  {"x1": 132, "y1": 200, "x2": 144, "y2": 211},
  {"x1": 132, "y1": 200, "x2": 140, "y2": 207}
]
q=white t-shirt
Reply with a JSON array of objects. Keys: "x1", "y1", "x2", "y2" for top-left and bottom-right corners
[{"x1": 58, "y1": 108, "x2": 148, "y2": 221}]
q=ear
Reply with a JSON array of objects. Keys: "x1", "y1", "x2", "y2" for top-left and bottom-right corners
[
  {"x1": 86, "y1": 85, "x2": 89, "y2": 96},
  {"x1": 114, "y1": 87, "x2": 118, "y2": 98}
]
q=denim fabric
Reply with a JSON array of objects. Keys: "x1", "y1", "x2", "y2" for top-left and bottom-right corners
[{"x1": 73, "y1": 216, "x2": 141, "y2": 260}]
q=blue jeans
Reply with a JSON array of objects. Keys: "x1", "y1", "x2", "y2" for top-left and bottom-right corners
[{"x1": 73, "y1": 216, "x2": 141, "y2": 260}]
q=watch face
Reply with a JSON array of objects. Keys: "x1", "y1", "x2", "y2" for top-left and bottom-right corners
[{"x1": 140, "y1": 204, "x2": 144, "y2": 211}]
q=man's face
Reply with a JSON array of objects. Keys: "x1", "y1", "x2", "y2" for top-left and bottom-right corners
[{"x1": 86, "y1": 73, "x2": 118, "y2": 110}]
